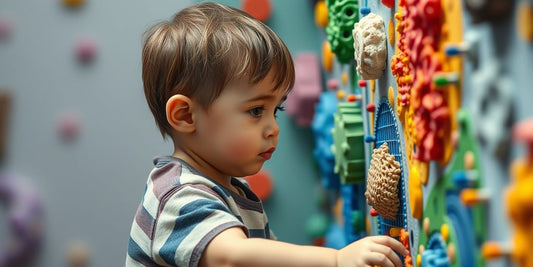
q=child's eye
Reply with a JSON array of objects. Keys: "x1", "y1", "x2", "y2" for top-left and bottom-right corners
[
  {"x1": 248, "y1": 107, "x2": 264, "y2": 117},
  {"x1": 274, "y1": 106, "x2": 286, "y2": 118}
]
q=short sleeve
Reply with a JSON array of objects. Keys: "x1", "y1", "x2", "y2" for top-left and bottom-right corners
[{"x1": 151, "y1": 184, "x2": 246, "y2": 267}]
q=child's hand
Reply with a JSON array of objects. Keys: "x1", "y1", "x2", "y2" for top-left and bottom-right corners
[{"x1": 337, "y1": 235, "x2": 408, "y2": 267}]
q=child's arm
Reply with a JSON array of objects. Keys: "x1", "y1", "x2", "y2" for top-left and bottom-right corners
[{"x1": 199, "y1": 227, "x2": 408, "y2": 267}]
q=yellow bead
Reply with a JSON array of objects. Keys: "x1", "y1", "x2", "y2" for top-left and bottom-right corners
[
  {"x1": 314, "y1": 1, "x2": 329, "y2": 28},
  {"x1": 423, "y1": 217, "x2": 430, "y2": 235},
  {"x1": 448, "y1": 243, "x2": 456, "y2": 263},
  {"x1": 464, "y1": 151, "x2": 475, "y2": 170},
  {"x1": 341, "y1": 72, "x2": 348, "y2": 85},
  {"x1": 517, "y1": 2, "x2": 533, "y2": 43},
  {"x1": 322, "y1": 41, "x2": 334, "y2": 72},
  {"x1": 441, "y1": 224, "x2": 449, "y2": 242},
  {"x1": 337, "y1": 90, "x2": 345, "y2": 100},
  {"x1": 388, "y1": 86, "x2": 395, "y2": 107},
  {"x1": 409, "y1": 165, "x2": 423, "y2": 219}
]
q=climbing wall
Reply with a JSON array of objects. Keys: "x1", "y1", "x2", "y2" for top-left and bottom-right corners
[{"x1": 309, "y1": 0, "x2": 533, "y2": 266}]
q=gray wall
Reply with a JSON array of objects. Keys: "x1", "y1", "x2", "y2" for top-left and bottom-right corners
[{"x1": 0, "y1": 0, "x2": 322, "y2": 266}]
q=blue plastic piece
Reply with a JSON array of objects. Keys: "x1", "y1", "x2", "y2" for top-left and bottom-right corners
[
  {"x1": 341, "y1": 184, "x2": 366, "y2": 243},
  {"x1": 422, "y1": 233, "x2": 450, "y2": 267},
  {"x1": 360, "y1": 7, "x2": 371, "y2": 16},
  {"x1": 364, "y1": 135, "x2": 376, "y2": 143},
  {"x1": 451, "y1": 170, "x2": 478, "y2": 188},
  {"x1": 446, "y1": 192, "x2": 476, "y2": 267},
  {"x1": 445, "y1": 46, "x2": 461, "y2": 56},
  {"x1": 312, "y1": 91, "x2": 340, "y2": 190},
  {"x1": 373, "y1": 98, "x2": 406, "y2": 235}
]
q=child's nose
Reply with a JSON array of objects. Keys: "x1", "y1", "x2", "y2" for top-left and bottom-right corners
[{"x1": 264, "y1": 120, "x2": 279, "y2": 139}]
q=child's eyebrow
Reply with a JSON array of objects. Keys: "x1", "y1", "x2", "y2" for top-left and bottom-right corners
[{"x1": 248, "y1": 94, "x2": 276, "y2": 102}]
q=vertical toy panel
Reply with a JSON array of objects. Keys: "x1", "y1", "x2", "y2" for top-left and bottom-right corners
[{"x1": 310, "y1": 0, "x2": 533, "y2": 266}]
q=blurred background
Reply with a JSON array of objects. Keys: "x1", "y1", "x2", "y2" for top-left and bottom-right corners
[{"x1": 2, "y1": 0, "x2": 533, "y2": 266}]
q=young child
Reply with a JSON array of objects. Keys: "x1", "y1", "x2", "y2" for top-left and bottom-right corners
[{"x1": 126, "y1": 2, "x2": 408, "y2": 266}]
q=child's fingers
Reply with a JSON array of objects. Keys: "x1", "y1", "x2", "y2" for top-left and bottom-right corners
[
  {"x1": 370, "y1": 243, "x2": 403, "y2": 267},
  {"x1": 365, "y1": 252, "x2": 396, "y2": 267},
  {"x1": 370, "y1": 235, "x2": 409, "y2": 256}
]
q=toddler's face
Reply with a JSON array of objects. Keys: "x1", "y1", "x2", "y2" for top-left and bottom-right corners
[{"x1": 193, "y1": 71, "x2": 287, "y2": 178}]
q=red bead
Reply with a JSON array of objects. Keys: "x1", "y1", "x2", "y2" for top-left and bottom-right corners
[
  {"x1": 381, "y1": 0, "x2": 394, "y2": 8},
  {"x1": 370, "y1": 208, "x2": 379, "y2": 217},
  {"x1": 366, "y1": 103, "x2": 376, "y2": 112},
  {"x1": 358, "y1": 80, "x2": 367, "y2": 87}
]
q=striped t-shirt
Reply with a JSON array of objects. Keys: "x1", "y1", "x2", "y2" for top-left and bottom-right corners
[{"x1": 126, "y1": 156, "x2": 274, "y2": 266}]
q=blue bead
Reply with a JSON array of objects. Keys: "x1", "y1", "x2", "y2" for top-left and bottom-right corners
[{"x1": 364, "y1": 135, "x2": 375, "y2": 143}]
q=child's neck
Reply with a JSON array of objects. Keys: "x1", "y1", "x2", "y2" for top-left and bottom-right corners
[{"x1": 172, "y1": 150, "x2": 240, "y2": 194}]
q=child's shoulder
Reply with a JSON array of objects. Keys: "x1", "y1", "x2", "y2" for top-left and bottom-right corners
[
  {"x1": 148, "y1": 156, "x2": 231, "y2": 198},
  {"x1": 150, "y1": 156, "x2": 217, "y2": 187}
]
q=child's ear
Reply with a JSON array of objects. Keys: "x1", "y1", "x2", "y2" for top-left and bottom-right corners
[{"x1": 166, "y1": 94, "x2": 196, "y2": 133}]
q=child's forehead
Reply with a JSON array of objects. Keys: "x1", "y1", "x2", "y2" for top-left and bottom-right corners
[{"x1": 222, "y1": 76, "x2": 288, "y2": 100}]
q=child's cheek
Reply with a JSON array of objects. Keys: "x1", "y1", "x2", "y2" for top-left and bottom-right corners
[{"x1": 223, "y1": 135, "x2": 255, "y2": 160}]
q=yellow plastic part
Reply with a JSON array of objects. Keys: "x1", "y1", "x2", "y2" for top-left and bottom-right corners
[
  {"x1": 517, "y1": 2, "x2": 533, "y2": 43},
  {"x1": 336, "y1": 90, "x2": 345, "y2": 100},
  {"x1": 441, "y1": 224, "x2": 449, "y2": 242},
  {"x1": 388, "y1": 86, "x2": 395, "y2": 108},
  {"x1": 464, "y1": 150, "x2": 475, "y2": 170},
  {"x1": 507, "y1": 158, "x2": 533, "y2": 266},
  {"x1": 341, "y1": 72, "x2": 348, "y2": 85},
  {"x1": 481, "y1": 241, "x2": 510, "y2": 260},
  {"x1": 423, "y1": 217, "x2": 430, "y2": 235},
  {"x1": 389, "y1": 227, "x2": 402, "y2": 237},
  {"x1": 322, "y1": 41, "x2": 334, "y2": 72},
  {"x1": 314, "y1": 1, "x2": 329, "y2": 28},
  {"x1": 447, "y1": 243, "x2": 455, "y2": 263},
  {"x1": 409, "y1": 165, "x2": 423, "y2": 219},
  {"x1": 387, "y1": 19, "x2": 395, "y2": 47},
  {"x1": 416, "y1": 254, "x2": 422, "y2": 267},
  {"x1": 460, "y1": 188, "x2": 490, "y2": 206},
  {"x1": 416, "y1": 160, "x2": 429, "y2": 185},
  {"x1": 333, "y1": 197, "x2": 344, "y2": 226}
]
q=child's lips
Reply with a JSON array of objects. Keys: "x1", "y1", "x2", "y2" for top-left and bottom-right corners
[{"x1": 259, "y1": 147, "x2": 275, "y2": 160}]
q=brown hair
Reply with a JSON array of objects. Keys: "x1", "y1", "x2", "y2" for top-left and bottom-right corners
[{"x1": 142, "y1": 2, "x2": 295, "y2": 139}]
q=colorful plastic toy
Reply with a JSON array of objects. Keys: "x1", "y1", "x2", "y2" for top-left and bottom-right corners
[
  {"x1": 312, "y1": 91, "x2": 340, "y2": 190},
  {"x1": 506, "y1": 118, "x2": 533, "y2": 267},
  {"x1": 314, "y1": 0, "x2": 329, "y2": 28},
  {"x1": 241, "y1": 0, "x2": 272, "y2": 22},
  {"x1": 325, "y1": 0, "x2": 359, "y2": 63},
  {"x1": 286, "y1": 53, "x2": 322, "y2": 127},
  {"x1": 331, "y1": 102, "x2": 365, "y2": 184}
]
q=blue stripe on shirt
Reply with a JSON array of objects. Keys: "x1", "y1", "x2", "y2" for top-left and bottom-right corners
[
  {"x1": 128, "y1": 237, "x2": 155, "y2": 266},
  {"x1": 159, "y1": 198, "x2": 231, "y2": 265}
]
